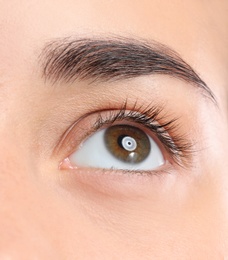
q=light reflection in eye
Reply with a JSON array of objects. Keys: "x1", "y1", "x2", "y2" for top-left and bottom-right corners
[{"x1": 69, "y1": 124, "x2": 165, "y2": 171}]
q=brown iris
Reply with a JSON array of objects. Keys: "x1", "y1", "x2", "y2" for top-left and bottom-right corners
[{"x1": 104, "y1": 125, "x2": 151, "y2": 164}]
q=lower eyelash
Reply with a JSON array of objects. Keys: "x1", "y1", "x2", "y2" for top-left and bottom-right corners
[{"x1": 92, "y1": 101, "x2": 194, "y2": 168}]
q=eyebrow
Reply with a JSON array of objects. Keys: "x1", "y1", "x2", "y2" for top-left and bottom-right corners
[{"x1": 40, "y1": 36, "x2": 216, "y2": 103}]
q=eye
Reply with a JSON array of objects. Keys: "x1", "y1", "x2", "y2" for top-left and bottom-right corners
[
  {"x1": 68, "y1": 124, "x2": 165, "y2": 171},
  {"x1": 57, "y1": 103, "x2": 193, "y2": 172}
]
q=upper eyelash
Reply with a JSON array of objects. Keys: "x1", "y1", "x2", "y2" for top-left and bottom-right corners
[{"x1": 93, "y1": 101, "x2": 194, "y2": 168}]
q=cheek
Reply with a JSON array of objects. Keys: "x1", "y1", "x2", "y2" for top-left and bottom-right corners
[{"x1": 105, "y1": 183, "x2": 226, "y2": 257}]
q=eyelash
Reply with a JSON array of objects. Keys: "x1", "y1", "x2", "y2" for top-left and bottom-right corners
[{"x1": 89, "y1": 101, "x2": 193, "y2": 168}]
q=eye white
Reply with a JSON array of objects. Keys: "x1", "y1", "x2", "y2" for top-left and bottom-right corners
[{"x1": 69, "y1": 128, "x2": 165, "y2": 171}]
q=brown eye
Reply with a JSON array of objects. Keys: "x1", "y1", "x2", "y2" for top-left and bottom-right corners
[
  {"x1": 68, "y1": 122, "x2": 164, "y2": 171},
  {"x1": 104, "y1": 125, "x2": 151, "y2": 164}
]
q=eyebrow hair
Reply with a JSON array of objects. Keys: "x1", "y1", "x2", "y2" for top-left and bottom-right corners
[{"x1": 40, "y1": 36, "x2": 216, "y2": 103}]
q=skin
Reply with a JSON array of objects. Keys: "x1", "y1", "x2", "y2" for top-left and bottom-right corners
[{"x1": 0, "y1": 0, "x2": 228, "y2": 259}]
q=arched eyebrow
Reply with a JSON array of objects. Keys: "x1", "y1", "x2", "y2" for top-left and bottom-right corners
[{"x1": 40, "y1": 36, "x2": 216, "y2": 104}]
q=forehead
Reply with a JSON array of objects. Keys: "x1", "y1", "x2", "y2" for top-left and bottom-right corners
[
  {"x1": 0, "y1": 1, "x2": 227, "y2": 96},
  {"x1": 1, "y1": 1, "x2": 227, "y2": 43}
]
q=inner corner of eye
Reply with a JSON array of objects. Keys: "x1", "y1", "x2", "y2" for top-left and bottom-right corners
[{"x1": 65, "y1": 124, "x2": 165, "y2": 171}]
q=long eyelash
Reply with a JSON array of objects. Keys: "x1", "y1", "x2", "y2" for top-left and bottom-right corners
[{"x1": 93, "y1": 101, "x2": 194, "y2": 168}]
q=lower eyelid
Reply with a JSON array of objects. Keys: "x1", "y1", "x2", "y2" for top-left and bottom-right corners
[{"x1": 58, "y1": 163, "x2": 178, "y2": 199}]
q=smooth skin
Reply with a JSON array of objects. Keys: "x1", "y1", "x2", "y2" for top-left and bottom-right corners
[{"x1": 0, "y1": 1, "x2": 228, "y2": 259}]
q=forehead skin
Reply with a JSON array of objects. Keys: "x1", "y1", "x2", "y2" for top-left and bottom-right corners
[
  {"x1": 1, "y1": 1, "x2": 227, "y2": 96},
  {"x1": 0, "y1": 0, "x2": 228, "y2": 259}
]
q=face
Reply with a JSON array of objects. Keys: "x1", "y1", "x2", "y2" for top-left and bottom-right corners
[{"x1": 0, "y1": 0, "x2": 228, "y2": 258}]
